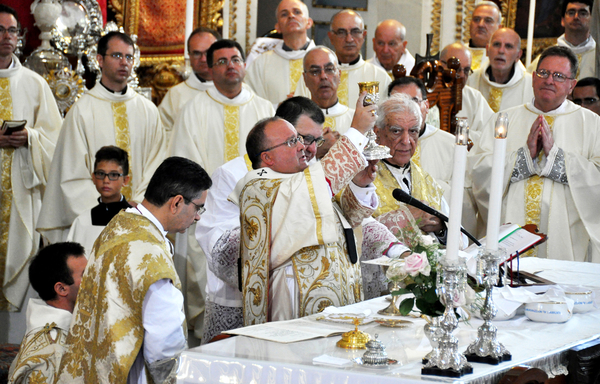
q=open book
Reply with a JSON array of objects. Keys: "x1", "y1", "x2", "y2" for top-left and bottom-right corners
[
  {"x1": 223, "y1": 316, "x2": 350, "y2": 343},
  {"x1": 1, "y1": 120, "x2": 26, "y2": 136},
  {"x1": 464, "y1": 223, "x2": 546, "y2": 263}
]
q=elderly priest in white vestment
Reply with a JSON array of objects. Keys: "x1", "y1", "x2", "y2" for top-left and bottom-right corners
[
  {"x1": 0, "y1": 5, "x2": 63, "y2": 312},
  {"x1": 232, "y1": 94, "x2": 382, "y2": 324},
  {"x1": 245, "y1": 0, "x2": 315, "y2": 105},
  {"x1": 468, "y1": 1, "x2": 501, "y2": 71},
  {"x1": 472, "y1": 46, "x2": 600, "y2": 263},
  {"x1": 468, "y1": 28, "x2": 534, "y2": 113},
  {"x1": 158, "y1": 27, "x2": 220, "y2": 145},
  {"x1": 294, "y1": 10, "x2": 390, "y2": 109},
  {"x1": 37, "y1": 31, "x2": 165, "y2": 244},
  {"x1": 367, "y1": 19, "x2": 416, "y2": 77}
]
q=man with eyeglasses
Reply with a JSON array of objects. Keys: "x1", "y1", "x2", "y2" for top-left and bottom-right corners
[
  {"x1": 159, "y1": 27, "x2": 221, "y2": 145},
  {"x1": 57, "y1": 157, "x2": 212, "y2": 384},
  {"x1": 302, "y1": 46, "x2": 355, "y2": 157},
  {"x1": 234, "y1": 93, "x2": 394, "y2": 324},
  {"x1": 38, "y1": 31, "x2": 165, "y2": 247},
  {"x1": 527, "y1": 0, "x2": 596, "y2": 79},
  {"x1": 468, "y1": 1, "x2": 502, "y2": 71},
  {"x1": 0, "y1": 5, "x2": 62, "y2": 313},
  {"x1": 468, "y1": 28, "x2": 534, "y2": 113},
  {"x1": 571, "y1": 76, "x2": 600, "y2": 115},
  {"x1": 245, "y1": 0, "x2": 316, "y2": 105},
  {"x1": 367, "y1": 19, "x2": 415, "y2": 77},
  {"x1": 431, "y1": 43, "x2": 493, "y2": 144},
  {"x1": 295, "y1": 10, "x2": 390, "y2": 109},
  {"x1": 472, "y1": 46, "x2": 600, "y2": 263},
  {"x1": 169, "y1": 39, "x2": 274, "y2": 176}
]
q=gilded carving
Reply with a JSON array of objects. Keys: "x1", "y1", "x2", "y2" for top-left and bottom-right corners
[{"x1": 431, "y1": 0, "x2": 442, "y2": 53}]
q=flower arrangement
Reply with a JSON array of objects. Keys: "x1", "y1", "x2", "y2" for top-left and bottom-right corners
[{"x1": 386, "y1": 232, "x2": 446, "y2": 317}]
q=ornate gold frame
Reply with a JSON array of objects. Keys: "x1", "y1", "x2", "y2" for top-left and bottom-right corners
[
  {"x1": 502, "y1": 0, "x2": 559, "y2": 58},
  {"x1": 312, "y1": 0, "x2": 367, "y2": 11}
]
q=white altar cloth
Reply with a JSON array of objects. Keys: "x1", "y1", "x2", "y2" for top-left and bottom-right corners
[{"x1": 176, "y1": 258, "x2": 600, "y2": 383}]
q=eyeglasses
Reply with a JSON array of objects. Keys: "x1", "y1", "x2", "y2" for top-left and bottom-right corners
[
  {"x1": 330, "y1": 28, "x2": 364, "y2": 38},
  {"x1": 261, "y1": 135, "x2": 304, "y2": 153},
  {"x1": 106, "y1": 52, "x2": 134, "y2": 63},
  {"x1": 93, "y1": 171, "x2": 125, "y2": 181},
  {"x1": 0, "y1": 26, "x2": 20, "y2": 36},
  {"x1": 183, "y1": 197, "x2": 206, "y2": 215},
  {"x1": 565, "y1": 9, "x2": 590, "y2": 18},
  {"x1": 213, "y1": 57, "x2": 244, "y2": 67},
  {"x1": 305, "y1": 65, "x2": 337, "y2": 77},
  {"x1": 535, "y1": 69, "x2": 574, "y2": 83},
  {"x1": 440, "y1": 60, "x2": 473, "y2": 77},
  {"x1": 299, "y1": 134, "x2": 325, "y2": 147},
  {"x1": 572, "y1": 97, "x2": 599, "y2": 106}
]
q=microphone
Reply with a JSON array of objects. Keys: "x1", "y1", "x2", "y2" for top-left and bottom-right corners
[{"x1": 392, "y1": 188, "x2": 481, "y2": 246}]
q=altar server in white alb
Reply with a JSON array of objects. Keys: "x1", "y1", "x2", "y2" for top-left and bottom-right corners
[
  {"x1": 468, "y1": 28, "x2": 534, "y2": 113},
  {"x1": 302, "y1": 46, "x2": 354, "y2": 157},
  {"x1": 37, "y1": 31, "x2": 165, "y2": 244},
  {"x1": 158, "y1": 27, "x2": 220, "y2": 144},
  {"x1": 367, "y1": 19, "x2": 415, "y2": 77},
  {"x1": 8, "y1": 243, "x2": 87, "y2": 384},
  {"x1": 0, "y1": 5, "x2": 63, "y2": 311},
  {"x1": 472, "y1": 46, "x2": 600, "y2": 263},
  {"x1": 467, "y1": 2, "x2": 501, "y2": 71},
  {"x1": 169, "y1": 39, "x2": 274, "y2": 175},
  {"x1": 295, "y1": 10, "x2": 390, "y2": 108},
  {"x1": 528, "y1": 0, "x2": 595, "y2": 79},
  {"x1": 245, "y1": 0, "x2": 315, "y2": 105}
]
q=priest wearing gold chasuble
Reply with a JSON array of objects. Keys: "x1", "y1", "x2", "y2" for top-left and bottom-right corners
[
  {"x1": 472, "y1": 46, "x2": 600, "y2": 263},
  {"x1": 57, "y1": 157, "x2": 212, "y2": 384},
  {"x1": 0, "y1": 5, "x2": 63, "y2": 312},
  {"x1": 232, "y1": 95, "x2": 380, "y2": 325}
]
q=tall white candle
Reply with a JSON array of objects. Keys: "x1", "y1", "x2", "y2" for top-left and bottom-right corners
[
  {"x1": 185, "y1": 0, "x2": 194, "y2": 60},
  {"x1": 445, "y1": 118, "x2": 469, "y2": 261},
  {"x1": 526, "y1": 0, "x2": 537, "y2": 67},
  {"x1": 486, "y1": 113, "x2": 509, "y2": 251}
]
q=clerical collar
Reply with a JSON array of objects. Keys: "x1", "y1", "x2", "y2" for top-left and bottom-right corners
[
  {"x1": 195, "y1": 73, "x2": 208, "y2": 83},
  {"x1": 383, "y1": 159, "x2": 410, "y2": 172},
  {"x1": 339, "y1": 56, "x2": 361, "y2": 66},
  {"x1": 282, "y1": 40, "x2": 311, "y2": 52},
  {"x1": 323, "y1": 99, "x2": 340, "y2": 113},
  {"x1": 100, "y1": 80, "x2": 128, "y2": 95},
  {"x1": 565, "y1": 34, "x2": 591, "y2": 48},
  {"x1": 91, "y1": 195, "x2": 131, "y2": 226},
  {"x1": 486, "y1": 63, "x2": 516, "y2": 84}
]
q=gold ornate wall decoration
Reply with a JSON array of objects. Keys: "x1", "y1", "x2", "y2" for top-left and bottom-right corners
[
  {"x1": 109, "y1": 0, "x2": 125, "y2": 26},
  {"x1": 245, "y1": 0, "x2": 252, "y2": 54},
  {"x1": 200, "y1": 0, "x2": 225, "y2": 31},
  {"x1": 520, "y1": 37, "x2": 558, "y2": 60},
  {"x1": 503, "y1": 0, "x2": 518, "y2": 29},
  {"x1": 456, "y1": 0, "x2": 465, "y2": 42},
  {"x1": 431, "y1": 0, "x2": 442, "y2": 53},
  {"x1": 137, "y1": 63, "x2": 185, "y2": 105},
  {"x1": 230, "y1": 0, "x2": 238, "y2": 41},
  {"x1": 463, "y1": 0, "x2": 476, "y2": 44}
]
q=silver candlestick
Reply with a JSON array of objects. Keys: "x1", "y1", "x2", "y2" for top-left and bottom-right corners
[
  {"x1": 464, "y1": 248, "x2": 512, "y2": 364},
  {"x1": 422, "y1": 255, "x2": 473, "y2": 378}
]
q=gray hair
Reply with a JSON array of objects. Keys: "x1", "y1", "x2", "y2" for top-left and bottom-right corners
[
  {"x1": 375, "y1": 93, "x2": 422, "y2": 130},
  {"x1": 303, "y1": 45, "x2": 338, "y2": 69},
  {"x1": 474, "y1": 1, "x2": 502, "y2": 25}
]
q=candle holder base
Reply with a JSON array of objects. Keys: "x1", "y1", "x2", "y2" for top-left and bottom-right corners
[
  {"x1": 422, "y1": 365, "x2": 473, "y2": 378},
  {"x1": 464, "y1": 352, "x2": 511, "y2": 365}
]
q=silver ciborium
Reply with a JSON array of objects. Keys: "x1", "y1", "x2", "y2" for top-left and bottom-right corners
[
  {"x1": 464, "y1": 248, "x2": 512, "y2": 364},
  {"x1": 358, "y1": 81, "x2": 391, "y2": 160}
]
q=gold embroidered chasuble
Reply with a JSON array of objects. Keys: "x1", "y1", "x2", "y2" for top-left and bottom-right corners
[
  {"x1": 471, "y1": 102, "x2": 600, "y2": 262},
  {"x1": 0, "y1": 56, "x2": 62, "y2": 311},
  {"x1": 237, "y1": 136, "x2": 373, "y2": 325},
  {"x1": 294, "y1": 57, "x2": 391, "y2": 108},
  {"x1": 57, "y1": 212, "x2": 182, "y2": 383},
  {"x1": 372, "y1": 161, "x2": 443, "y2": 241},
  {"x1": 245, "y1": 40, "x2": 316, "y2": 105},
  {"x1": 168, "y1": 86, "x2": 274, "y2": 175},
  {"x1": 36, "y1": 83, "x2": 165, "y2": 244},
  {"x1": 8, "y1": 299, "x2": 72, "y2": 384}
]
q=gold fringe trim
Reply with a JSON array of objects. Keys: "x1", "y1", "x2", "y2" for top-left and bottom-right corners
[
  {"x1": 112, "y1": 102, "x2": 133, "y2": 201},
  {"x1": 0, "y1": 77, "x2": 13, "y2": 310}
]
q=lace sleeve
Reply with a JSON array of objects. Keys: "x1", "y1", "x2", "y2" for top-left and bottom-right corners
[
  {"x1": 510, "y1": 147, "x2": 536, "y2": 183},
  {"x1": 360, "y1": 219, "x2": 398, "y2": 300},
  {"x1": 540, "y1": 147, "x2": 568, "y2": 184},
  {"x1": 210, "y1": 228, "x2": 240, "y2": 288}
]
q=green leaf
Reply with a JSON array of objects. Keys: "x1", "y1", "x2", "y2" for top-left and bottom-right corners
[
  {"x1": 424, "y1": 288, "x2": 439, "y2": 303},
  {"x1": 391, "y1": 288, "x2": 411, "y2": 296},
  {"x1": 399, "y1": 298, "x2": 415, "y2": 315}
]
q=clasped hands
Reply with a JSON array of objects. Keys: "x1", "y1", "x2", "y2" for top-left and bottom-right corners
[{"x1": 527, "y1": 115, "x2": 554, "y2": 159}]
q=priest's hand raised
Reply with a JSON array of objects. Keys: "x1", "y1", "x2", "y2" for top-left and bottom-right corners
[
  {"x1": 352, "y1": 159, "x2": 379, "y2": 187},
  {"x1": 350, "y1": 91, "x2": 377, "y2": 135}
]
